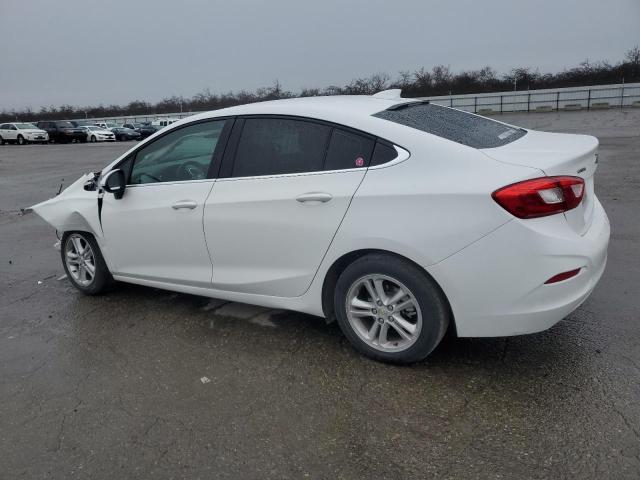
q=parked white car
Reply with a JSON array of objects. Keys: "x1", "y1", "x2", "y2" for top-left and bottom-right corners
[
  {"x1": 31, "y1": 92, "x2": 609, "y2": 363},
  {"x1": 0, "y1": 122, "x2": 49, "y2": 145},
  {"x1": 79, "y1": 126, "x2": 116, "y2": 142}
]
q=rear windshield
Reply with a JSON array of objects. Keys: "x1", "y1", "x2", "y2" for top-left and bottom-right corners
[{"x1": 373, "y1": 103, "x2": 526, "y2": 149}]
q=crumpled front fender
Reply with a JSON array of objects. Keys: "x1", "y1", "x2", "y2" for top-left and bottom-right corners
[{"x1": 30, "y1": 173, "x2": 102, "y2": 242}]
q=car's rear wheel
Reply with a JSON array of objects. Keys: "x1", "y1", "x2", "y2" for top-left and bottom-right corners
[
  {"x1": 0, "y1": 135, "x2": 4, "y2": 145},
  {"x1": 61, "y1": 232, "x2": 113, "y2": 295},
  {"x1": 334, "y1": 253, "x2": 450, "y2": 364}
]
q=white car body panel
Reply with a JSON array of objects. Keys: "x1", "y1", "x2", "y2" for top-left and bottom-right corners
[
  {"x1": 31, "y1": 95, "x2": 610, "y2": 338},
  {"x1": 101, "y1": 180, "x2": 216, "y2": 286},
  {"x1": 204, "y1": 168, "x2": 367, "y2": 297}
]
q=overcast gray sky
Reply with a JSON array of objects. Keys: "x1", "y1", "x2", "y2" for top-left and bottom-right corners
[{"x1": 1, "y1": 0, "x2": 638, "y2": 110}]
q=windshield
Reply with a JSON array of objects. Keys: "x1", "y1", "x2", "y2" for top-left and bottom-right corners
[
  {"x1": 373, "y1": 103, "x2": 527, "y2": 149},
  {"x1": 15, "y1": 123, "x2": 37, "y2": 129},
  {"x1": 58, "y1": 121, "x2": 74, "y2": 128}
]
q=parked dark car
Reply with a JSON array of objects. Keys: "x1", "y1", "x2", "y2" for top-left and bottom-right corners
[
  {"x1": 122, "y1": 123, "x2": 158, "y2": 139},
  {"x1": 36, "y1": 121, "x2": 87, "y2": 143},
  {"x1": 111, "y1": 127, "x2": 141, "y2": 141}
]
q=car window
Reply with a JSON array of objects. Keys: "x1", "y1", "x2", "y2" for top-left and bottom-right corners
[
  {"x1": 324, "y1": 129, "x2": 374, "y2": 171},
  {"x1": 370, "y1": 141, "x2": 398, "y2": 166},
  {"x1": 373, "y1": 103, "x2": 526, "y2": 149},
  {"x1": 0, "y1": 124, "x2": 8, "y2": 129},
  {"x1": 232, "y1": 118, "x2": 330, "y2": 177},
  {"x1": 130, "y1": 120, "x2": 224, "y2": 185}
]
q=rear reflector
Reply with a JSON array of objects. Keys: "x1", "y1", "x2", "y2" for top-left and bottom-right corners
[
  {"x1": 492, "y1": 176, "x2": 585, "y2": 219},
  {"x1": 544, "y1": 268, "x2": 582, "y2": 284}
]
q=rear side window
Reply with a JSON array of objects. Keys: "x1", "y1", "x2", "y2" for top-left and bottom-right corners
[
  {"x1": 324, "y1": 129, "x2": 374, "y2": 171},
  {"x1": 232, "y1": 118, "x2": 330, "y2": 177},
  {"x1": 370, "y1": 141, "x2": 398, "y2": 166},
  {"x1": 373, "y1": 103, "x2": 526, "y2": 149}
]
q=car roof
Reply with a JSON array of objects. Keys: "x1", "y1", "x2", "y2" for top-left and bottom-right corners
[{"x1": 197, "y1": 95, "x2": 418, "y2": 120}]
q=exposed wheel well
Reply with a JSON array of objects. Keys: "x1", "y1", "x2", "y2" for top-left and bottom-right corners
[{"x1": 320, "y1": 249, "x2": 457, "y2": 335}]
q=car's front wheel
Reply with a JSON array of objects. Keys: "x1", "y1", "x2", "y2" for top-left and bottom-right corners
[
  {"x1": 61, "y1": 232, "x2": 113, "y2": 295},
  {"x1": 334, "y1": 253, "x2": 450, "y2": 364},
  {"x1": 17, "y1": 135, "x2": 26, "y2": 145},
  {"x1": 90, "y1": 135, "x2": 96, "y2": 143}
]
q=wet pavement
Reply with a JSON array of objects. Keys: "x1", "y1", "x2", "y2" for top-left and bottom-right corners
[{"x1": 1, "y1": 111, "x2": 639, "y2": 479}]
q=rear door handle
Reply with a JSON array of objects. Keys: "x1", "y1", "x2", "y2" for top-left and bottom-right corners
[
  {"x1": 296, "y1": 192, "x2": 333, "y2": 204},
  {"x1": 172, "y1": 200, "x2": 198, "y2": 210}
]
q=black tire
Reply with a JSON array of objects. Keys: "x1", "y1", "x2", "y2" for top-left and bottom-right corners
[
  {"x1": 90, "y1": 135, "x2": 96, "y2": 143},
  {"x1": 17, "y1": 135, "x2": 26, "y2": 145},
  {"x1": 334, "y1": 253, "x2": 450, "y2": 364},
  {"x1": 0, "y1": 135, "x2": 4, "y2": 145},
  {"x1": 60, "y1": 231, "x2": 114, "y2": 295}
]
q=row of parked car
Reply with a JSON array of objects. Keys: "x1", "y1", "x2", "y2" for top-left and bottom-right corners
[{"x1": 0, "y1": 120, "x2": 172, "y2": 145}]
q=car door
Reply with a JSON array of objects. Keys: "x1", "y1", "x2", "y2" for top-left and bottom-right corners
[
  {"x1": 203, "y1": 117, "x2": 375, "y2": 297},
  {"x1": 6, "y1": 124, "x2": 18, "y2": 141},
  {"x1": 100, "y1": 118, "x2": 231, "y2": 287},
  {"x1": 0, "y1": 124, "x2": 9, "y2": 140}
]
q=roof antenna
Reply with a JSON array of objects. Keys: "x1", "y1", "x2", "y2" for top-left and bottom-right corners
[{"x1": 372, "y1": 89, "x2": 402, "y2": 100}]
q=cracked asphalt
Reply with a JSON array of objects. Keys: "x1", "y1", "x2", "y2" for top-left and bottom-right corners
[{"x1": 1, "y1": 109, "x2": 639, "y2": 479}]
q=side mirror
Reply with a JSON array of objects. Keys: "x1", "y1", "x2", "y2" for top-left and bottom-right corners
[{"x1": 101, "y1": 169, "x2": 126, "y2": 200}]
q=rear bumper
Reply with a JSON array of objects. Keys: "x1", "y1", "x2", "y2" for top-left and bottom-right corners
[{"x1": 426, "y1": 197, "x2": 610, "y2": 337}]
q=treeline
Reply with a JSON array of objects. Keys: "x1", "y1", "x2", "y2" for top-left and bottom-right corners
[{"x1": 2, "y1": 47, "x2": 639, "y2": 123}]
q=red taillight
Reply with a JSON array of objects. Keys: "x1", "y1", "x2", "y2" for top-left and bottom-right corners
[
  {"x1": 492, "y1": 176, "x2": 585, "y2": 219},
  {"x1": 545, "y1": 268, "x2": 581, "y2": 284}
]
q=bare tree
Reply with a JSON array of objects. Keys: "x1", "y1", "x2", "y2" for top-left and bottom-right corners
[{"x1": 625, "y1": 46, "x2": 640, "y2": 65}]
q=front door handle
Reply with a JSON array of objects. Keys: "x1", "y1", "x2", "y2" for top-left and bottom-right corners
[
  {"x1": 172, "y1": 200, "x2": 198, "y2": 210},
  {"x1": 296, "y1": 192, "x2": 333, "y2": 204}
]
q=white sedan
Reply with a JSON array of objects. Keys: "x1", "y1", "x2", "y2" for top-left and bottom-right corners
[
  {"x1": 79, "y1": 126, "x2": 116, "y2": 142},
  {"x1": 31, "y1": 91, "x2": 609, "y2": 363},
  {"x1": 0, "y1": 122, "x2": 49, "y2": 145}
]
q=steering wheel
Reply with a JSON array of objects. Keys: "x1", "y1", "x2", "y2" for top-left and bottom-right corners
[{"x1": 177, "y1": 160, "x2": 207, "y2": 180}]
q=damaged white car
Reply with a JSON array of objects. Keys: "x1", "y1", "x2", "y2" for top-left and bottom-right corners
[{"x1": 32, "y1": 92, "x2": 610, "y2": 363}]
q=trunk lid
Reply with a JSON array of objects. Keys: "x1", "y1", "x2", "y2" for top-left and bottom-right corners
[{"x1": 482, "y1": 130, "x2": 598, "y2": 235}]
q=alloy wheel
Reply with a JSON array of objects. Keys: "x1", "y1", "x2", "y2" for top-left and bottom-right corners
[
  {"x1": 345, "y1": 274, "x2": 423, "y2": 352},
  {"x1": 65, "y1": 234, "x2": 96, "y2": 287}
]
